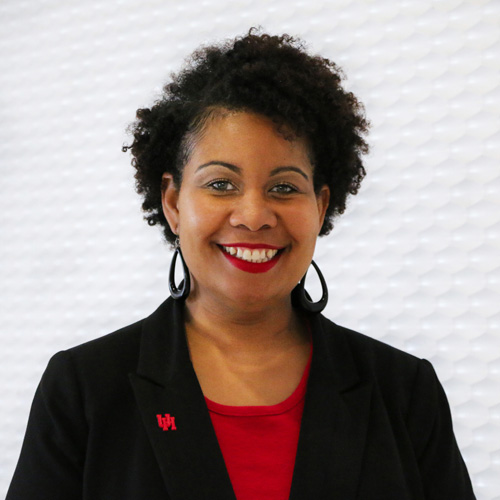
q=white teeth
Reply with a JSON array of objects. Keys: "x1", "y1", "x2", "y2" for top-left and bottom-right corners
[
  {"x1": 222, "y1": 246, "x2": 280, "y2": 263},
  {"x1": 250, "y1": 249, "x2": 262, "y2": 262}
]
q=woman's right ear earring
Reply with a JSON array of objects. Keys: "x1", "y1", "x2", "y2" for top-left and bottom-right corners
[{"x1": 169, "y1": 237, "x2": 191, "y2": 300}]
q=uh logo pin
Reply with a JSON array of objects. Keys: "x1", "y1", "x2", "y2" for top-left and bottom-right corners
[{"x1": 157, "y1": 413, "x2": 177, "y2": 431}]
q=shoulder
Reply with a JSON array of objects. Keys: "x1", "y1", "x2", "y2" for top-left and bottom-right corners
[
  {"x1": 65, "y1": 317, "x2": 144, "y2": 369},
  {"x1": 319, "y1": 314, "x2": 423, "y2": 369},
  {"x1": 316, "y1": 315, "x2": 437, "y2": 404},
  {"x1": 315, "y1": 315, "x2": 451, "y2": 437},
  {"x1": 40, "y1": 316, "x2": 155, "y2": 417},
  {"x1": 46, "y1": 317, "x2": 144, "y2": 377},
  {"x1": 315, "y1": 316, "x2": 475, "y2": 497}
]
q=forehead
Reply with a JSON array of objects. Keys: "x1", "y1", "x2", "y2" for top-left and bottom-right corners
[{"x1": 185, "y1": 111, "x2": 313, "y2": 172}]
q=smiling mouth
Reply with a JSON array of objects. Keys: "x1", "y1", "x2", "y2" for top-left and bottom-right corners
[
  {"x1": 217, "y1": 244, "x2": 284, "y2": 273},
  {"x1": 220, "y1": 245, "x2": 281, "y2": 263}
]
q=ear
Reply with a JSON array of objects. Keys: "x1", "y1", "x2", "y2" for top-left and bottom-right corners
[
  {"x1": 161, "y1": 173, "x2": 180, "y2": 235},
  {"x1": 316, "y1": 185, "x2": 330, "y2": 230}
]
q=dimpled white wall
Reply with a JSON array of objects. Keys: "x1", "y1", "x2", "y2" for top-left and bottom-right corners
[{"x1": 1, "y1": 0, "x2": 498, "y2": 497}]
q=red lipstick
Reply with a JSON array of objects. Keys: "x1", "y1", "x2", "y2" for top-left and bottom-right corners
[
  {"x1": 218, "y1": 244, "x2": 283, "y2": 274},
  {"x1": 221, "y1": 243, "x2": 282, "y2": 249}
]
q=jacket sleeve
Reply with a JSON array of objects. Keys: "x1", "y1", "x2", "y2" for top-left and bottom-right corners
[
  {"x1": 406, "y1": 359, "x2": 476, "y2": 500},
  {"x1": 6, "y1": 350, "x2": 87, "y2": 500}
]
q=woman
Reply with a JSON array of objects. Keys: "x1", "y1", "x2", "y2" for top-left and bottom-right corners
[{"x1": 7, "y1": 30, "x2": 475, "y2": 499}]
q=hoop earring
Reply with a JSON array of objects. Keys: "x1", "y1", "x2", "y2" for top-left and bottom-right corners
[
  {"x1": 291, "y1": 260, "x2": 328, "y2": 314},
  {"x1": 169, "y1": 238, "x2": 190, "y2": 300}
]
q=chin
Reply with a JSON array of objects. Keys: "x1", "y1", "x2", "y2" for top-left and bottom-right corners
[{"x1": 220, "y1": 285, "x2": 291, "y2": 311}]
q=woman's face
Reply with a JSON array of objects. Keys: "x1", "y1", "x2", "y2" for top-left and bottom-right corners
[{"x1": 162, "y1": 111, "x2": 329, "y2": 309}]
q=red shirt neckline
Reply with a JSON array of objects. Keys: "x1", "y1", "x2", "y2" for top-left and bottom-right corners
[{"x1": 205, "y1": 343, "x2": 312, "y2": 417}]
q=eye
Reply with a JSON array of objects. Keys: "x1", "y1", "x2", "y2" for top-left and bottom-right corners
[
  {"x1": 206, "y1": 179, "x2": 236, "y2": 192},
  {"x1": 270, "y1": 183, "x2": 298, "y2": 194}
]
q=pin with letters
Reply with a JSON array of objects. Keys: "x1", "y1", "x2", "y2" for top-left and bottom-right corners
[{"x1": 157, "y1": 413, "x2": 177, "y2": 431}]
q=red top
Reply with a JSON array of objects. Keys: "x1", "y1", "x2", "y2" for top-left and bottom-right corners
[{"x1": 205, "y1": 347, "x2": 312, "y2": 500}]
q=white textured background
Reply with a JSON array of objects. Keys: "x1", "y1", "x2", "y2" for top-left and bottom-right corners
[{"x1": 1, "y1": 0, "x2": 499, "y2": 498}]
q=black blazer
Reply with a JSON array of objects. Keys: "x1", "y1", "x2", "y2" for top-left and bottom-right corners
[{"x1": 7, "y1": 298, "x2": 475, "y2": 499}]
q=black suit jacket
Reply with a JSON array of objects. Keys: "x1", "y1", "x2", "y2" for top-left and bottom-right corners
[{"x1": 7, "y1": 297, "x2": 475, "y2": 499}]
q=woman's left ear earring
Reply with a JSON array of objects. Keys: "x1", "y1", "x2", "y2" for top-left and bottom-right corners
[
  {"x1": 291, "y1": 260, "x2": 328, "y2": 314},
  {"x1": 169, "y1": 237, "x2": 190, "y2": 300}
]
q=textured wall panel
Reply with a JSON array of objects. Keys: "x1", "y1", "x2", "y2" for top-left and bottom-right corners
[{"x1": 1, "y1": 0, "x2": 499, "y2": 498}]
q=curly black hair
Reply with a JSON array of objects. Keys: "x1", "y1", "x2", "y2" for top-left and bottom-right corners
[{"x1": 123, "y1": 29, "x2": 369, "y2": 245}]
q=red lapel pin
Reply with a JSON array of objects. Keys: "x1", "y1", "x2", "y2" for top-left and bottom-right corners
[{"x1": 156, "y1": 413, "x2": 177, "y2": 431}]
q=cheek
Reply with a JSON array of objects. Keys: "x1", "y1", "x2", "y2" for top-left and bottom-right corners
[
  {"x1": 286, "y1": 202, "x2": 322, "y2": 240},
  {"x1": 178, "y1": 193, "x2": 222, "y2": 240}
]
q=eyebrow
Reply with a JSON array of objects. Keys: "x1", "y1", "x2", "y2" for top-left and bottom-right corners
[
  {"x1": 196, "y1": 161, "x2": 241, "y2": 173},
  {"x1": 270, "y1": 166, "x2": 309, "y2": 181},
  {"x1": 196, "y1": 161, "x2": 309, "y2": 181}
]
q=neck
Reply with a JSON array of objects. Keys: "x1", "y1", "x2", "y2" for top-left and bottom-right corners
[
  {"x1": 182, "y1": 292, "x2": 311, "y2": 406},
  {"x1": 184, "y1": 292, "x2": 307, "y2": 358}
]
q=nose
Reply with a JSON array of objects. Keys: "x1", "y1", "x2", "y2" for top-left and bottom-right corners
[{"x1": 229, "y1": 190, "x2": 277, "y2": 231}]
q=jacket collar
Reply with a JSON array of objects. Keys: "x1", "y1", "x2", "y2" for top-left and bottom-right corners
[
  {"x1": 134, "y1": 298, "x2": 362, "y2": 390},
  {"x1": 130, "y1": 297, "x2": 236, "y2": 500},
  {"x1": 135, "y1": 296, "x2": 192, "y2": 384},
  {"x1": 289, "y1": 312, "x2": 372, "y2": 499},
  {"x1": 130, "y1": 297, "x2": 372, "y2": 499}
]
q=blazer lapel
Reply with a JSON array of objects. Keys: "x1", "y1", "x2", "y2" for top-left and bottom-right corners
[
  {"x1": 289, "y1": 314, "x2": 372, "y2": 500},
  {"x1": 130, "y1": 299, "x2": 371, "y2": 499},
  {"x1": 129, "y1": 298, "x2": 236, "y2": 500}
]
